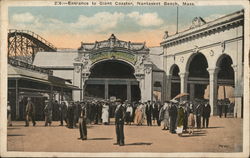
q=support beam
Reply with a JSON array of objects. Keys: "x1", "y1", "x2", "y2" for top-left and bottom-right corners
[
  {"x1": 50, "y1": 86, "x2": 53, "y2": 101},
  {"x1": 15, "y1": 79, "x2": 19, "y2": 119}
]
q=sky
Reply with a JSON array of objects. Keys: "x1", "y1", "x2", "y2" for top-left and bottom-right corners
[{"x1": 8, "y1": 5, "x2": 244, "y2": 49}]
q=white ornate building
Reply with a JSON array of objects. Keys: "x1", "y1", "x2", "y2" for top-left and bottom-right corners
[
  {"x1": 161, "y1": 10, "x2": 244, "y2": 117},
  {"x1": 72, "y1": 34, "x2": 164, "y2": 102}
]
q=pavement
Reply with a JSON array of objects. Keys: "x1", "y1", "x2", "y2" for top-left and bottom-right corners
[{"x1": 7, "y1": 116, "x2": 243, "y2": 152}]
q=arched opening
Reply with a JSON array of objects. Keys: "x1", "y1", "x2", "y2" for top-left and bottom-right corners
[
  {"x1": 170, "y1": 64, "x2": 180, "y2": 99},
  {"x1": 84, "y1": 60, "x2": 141, "y2": 101},
  {"x1": 89, "y1": 60, "x2": 136, "y2": 79},
  {"x1": 216, "y1": 54, "x2": 235, "y2": 116},
  {"x1": 187, "y1": 53, "x2": 209, "y2": 100}
]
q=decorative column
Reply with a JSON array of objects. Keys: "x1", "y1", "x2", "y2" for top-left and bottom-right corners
[
  {"x1": 144, "y1": 65, "x2": 153, "y2": 102},
  {"x1": 207, "y1": 68, "x2": 219, "y2": 116},
  {"x1": 136, "y1": 75, "x2": 145, "y2": 102},
  {"x1": 104, "y1": 80, "x2": 109, "y2": 99},
  {"x1": 127, "y1": 81, "x2": 131, "y2": 102},
  {"x1": 232, "y1": 64, "x2": 242, "y2": 118},
  {"x1": 189, "y1": 83, "x2": 195, "y2": 101},
  {"x1": 73, "y1": 62, "x2": 82, "y2": 101},
  {"x1": 179, "y1": 72, "x2": 188, "y2": 93},
  {"x1": 166, "y1": 75, "x2": 172, "y2": 101}
]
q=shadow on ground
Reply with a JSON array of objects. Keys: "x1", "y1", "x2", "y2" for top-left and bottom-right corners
[
  {"x1": 181, "y1": 131, "x2": 207, "y2": 137},
  {"x1": 7, "y1": 128, "x2": 21, "y2": 130},
  {"x1": 88, "y1": 138, "x2": 113, "y2": 140},
  {"x1": 206, "y1": 126, "x2": 224, "y2": 129},
  {"x1": 126, "y1": 142, "x2": 152, "y2": 146},
  {"x1": 7, "y1": 134, "x2": 25, "y2": 137}
]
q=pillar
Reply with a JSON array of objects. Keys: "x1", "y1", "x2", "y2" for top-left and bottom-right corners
[
  {"x1": 232, "y1": 64, "x2": 242, "y2": 118},
  {"x1": 189, "y1": 83, "x2": 195, "y2": 101},
  {"x1": 15, "y1": 79, "x2": 19, "y2": 119},
  {"x1": 207, "y1": 68, "x2": 219, "y2": 116},
  {"x1": 127, "y1": 81, "x2": 131, "y2": 102},
  {"x1": 50, "y1": 86, "x2": 53, "y2": 101},
  {"x1": 179, "y1": 72, "x2": 188, "y2": 93},
  {"x1": 60, "y1": 88, "x2": 64, "y2": 102},
  {"x1": 105, "y1": 80, "x2": 109, "y2": 99},
  {"x1": 166, "y1": 75, "x2": 172, "y2": 101},
  {"x1": 73, "y1": 62, "x2": 82, "y2": 101}
]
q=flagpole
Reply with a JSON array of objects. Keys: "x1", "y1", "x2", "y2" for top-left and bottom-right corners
[{"x1": 176, "y1": 6, "x2": 179, "y2": 34}]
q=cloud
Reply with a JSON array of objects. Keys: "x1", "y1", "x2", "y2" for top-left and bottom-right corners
[
  {"x1": 127, "y1": 12, "x2": 164, "y2": 27},
  {"x1": 9, "y1": 11, "x2": 167, "y2": 48},
  {"x1": 71, "y1": 12, "x2": 125, "y2": 32},
  {"x1": 12, "y1": 12, "x2": 35, "y2": 23}
]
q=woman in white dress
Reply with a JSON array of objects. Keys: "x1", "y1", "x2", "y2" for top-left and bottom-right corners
[{"x1": 102, "y1": 102, "x2": 109, "y2": 125}]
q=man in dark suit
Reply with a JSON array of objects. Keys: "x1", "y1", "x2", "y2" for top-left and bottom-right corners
[
  {"x1": 169, "y1": 101, "x2": 178, "y2": 133},
  {"x1": 114, "y1": 99, "x2": 126, "y2": 146},
  {"x1": 145, "y1": 101, "x2": 153, "y2": 126},
  {"x1": 202, "y1": 101, "x2": 211, "y2": 128},
  {"x1": 78, "y1": 102, "x2": 87, "y2": 140},
  {"x1": 195, "y1": 102, "x2": 204, "y2": 129}
]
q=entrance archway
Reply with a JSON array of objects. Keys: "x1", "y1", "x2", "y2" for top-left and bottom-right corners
[
  {"x1": 170, "y1": 64, "x2": 180, "y2": 99},
  {"x1": 216, "y1": 54, "x2": 235, "y2": 116},
  {"x1": 84, "y1": 60, "x2": 141, "y2": 101},
  {"x1": 187, "y1": 53, "x2": 209, "y2": 100}
]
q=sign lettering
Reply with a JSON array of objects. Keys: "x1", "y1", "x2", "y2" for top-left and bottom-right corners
[{"x1": 89, "y1": 52, "x2": 136, "y2": 64}]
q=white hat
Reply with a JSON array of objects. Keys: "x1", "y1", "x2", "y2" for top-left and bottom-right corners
[{"x1": 170, "y1": 99, "x2": 178, "y2": 103}]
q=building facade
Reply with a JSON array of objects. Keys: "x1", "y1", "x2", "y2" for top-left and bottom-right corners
[
  {"x1": 33, "y1": 10, "x2": 244, "y2": 118},
  {"x1": 161, "y1": 10, "x2": 244, "y2": 117},
  {"x1": 72, "y1": 34, "x2": 164, "y2": 102}
]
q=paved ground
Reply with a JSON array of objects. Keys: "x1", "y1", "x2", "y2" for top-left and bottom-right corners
[{"x1": 7, "y1": 116, "x2": 242, "y2": 152}]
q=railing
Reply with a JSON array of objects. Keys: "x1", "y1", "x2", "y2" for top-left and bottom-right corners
[
  {"x1": 8, "y1": 58, "x2": 53, "y2": 76},
  {"x1": 9, "y1": 29, "x2": 57, "y2": 51}
]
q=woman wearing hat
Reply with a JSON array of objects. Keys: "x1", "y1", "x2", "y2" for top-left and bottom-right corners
[
  {"x1": 102, "y1": 101, "x2": 109, "y2": 125},
  {"x1": 188, "y1": 104, "x2": 195, "y2": 135},
  {"x1": 176, "y1": 103, "x2": 185, "y2": 136},
  {"x1": 44, "y1": 100, "x2": 52, "y2": 126}
]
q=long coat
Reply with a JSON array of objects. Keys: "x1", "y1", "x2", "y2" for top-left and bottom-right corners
[
  {"x1": 202, "y1": 103, "x2": 211, "y2": 118},
  {"x1": 134, "y1": 104, "x2": 144, "y2": 124},
  {"x1": 159, "y1": 103, "x2": 170, "y2": 127},
  {"x1": 177, "y1": 107, "x2": 184, "y2": 127}
]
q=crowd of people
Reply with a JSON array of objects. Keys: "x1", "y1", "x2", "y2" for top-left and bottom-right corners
[{"x1": 7, "y1": 97, "x2": 233, "y2": 145}]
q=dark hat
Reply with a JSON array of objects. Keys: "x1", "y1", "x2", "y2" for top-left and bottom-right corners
[{"x1": 115, "y1": 99, "x2": 122, "y2": 102}]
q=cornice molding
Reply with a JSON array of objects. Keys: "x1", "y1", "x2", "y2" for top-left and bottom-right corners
[
  {"x1": 161, "y1": 10, "x2": 244, "y2": 48},
  {"x1": 164, "y1": 36, "x2": 243, "y2": 58}
]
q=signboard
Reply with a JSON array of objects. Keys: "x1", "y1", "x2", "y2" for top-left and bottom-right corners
[{"x1": 89, "y1": 51, "x2": 136, "y2": 64}]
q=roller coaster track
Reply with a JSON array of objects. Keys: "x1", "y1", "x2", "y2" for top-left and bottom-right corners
[{"x1": 8, "y1": 29, "x2": 57, "y2": 64}]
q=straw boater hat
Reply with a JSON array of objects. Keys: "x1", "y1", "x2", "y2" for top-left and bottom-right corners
[{"x1": 170, "y1": 99, "x2": 178, "y2": 103}]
